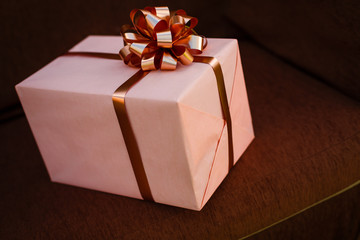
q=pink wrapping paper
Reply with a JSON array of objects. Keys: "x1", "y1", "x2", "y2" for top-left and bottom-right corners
[{"x1": 15, "y1": 35, "x2": 254, "y2": 210}]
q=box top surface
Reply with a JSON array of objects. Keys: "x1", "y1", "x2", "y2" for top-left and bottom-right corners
[{"x1": 17, "y1": 36, "x2": 238, "y2": 99}]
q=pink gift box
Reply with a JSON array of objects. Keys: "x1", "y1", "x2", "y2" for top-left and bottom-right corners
[{"x1": 15, "y1": 35, "x2": 254, "y2": 210}]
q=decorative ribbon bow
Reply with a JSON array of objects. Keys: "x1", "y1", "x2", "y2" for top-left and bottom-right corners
[{"x1": 119, "y1": 6, "x2": 207, "y2": 71}]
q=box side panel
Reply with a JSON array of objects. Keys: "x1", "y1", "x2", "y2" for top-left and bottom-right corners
[
  {"x1": 201, "y1": 47, "x2": 255, "y2": 208},
  {"x1": 177, "y1": 39, "x2": 240, "y2": 208},
  {"x1": 16, "y1": 85, "x2": 142, "y2": 199},
  {"x1": 126, "y1": 92, "x2": 199, "y2": 209},
  {"x1": 231, "y1": 46, "x2": 255, "y2": 162}
]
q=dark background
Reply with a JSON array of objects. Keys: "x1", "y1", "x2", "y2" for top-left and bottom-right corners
[
  {"x1": 1, "y1": 0, "x2": 360, "y2": 113},
  {"x1": 1, "y1": 0, "x2": 360, "y2": 239},
  {"x1": 1, "y1": 0, "x2": 238, "y2": 112}
]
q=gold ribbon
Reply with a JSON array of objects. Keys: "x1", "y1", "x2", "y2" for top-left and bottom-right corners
[
  {"x1": 112, "y1": 70, "x2": 154, "y2": 201},
  {"x1": 119, "y1": 6, "x2": 207, "y2": 71},
  {"x1": 64, "y1": 6, "x2": 234, "y2": 202},
  {"x1": 193, "y1": 56, "x2": 234, "y2": 172}
]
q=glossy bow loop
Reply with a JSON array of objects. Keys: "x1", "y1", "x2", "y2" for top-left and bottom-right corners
[{"x1": 119, "y1": 6, "x2": 207, "y2": 71}]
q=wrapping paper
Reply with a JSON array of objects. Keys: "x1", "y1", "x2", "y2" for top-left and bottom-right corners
[{"x1": 16, "y1": 36, "x2": 254, "y2": 210}]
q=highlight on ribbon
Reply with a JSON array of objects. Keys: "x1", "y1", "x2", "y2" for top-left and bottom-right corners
[{"x1": 119, "y1": 6, "x2": 207, "y2": 71}]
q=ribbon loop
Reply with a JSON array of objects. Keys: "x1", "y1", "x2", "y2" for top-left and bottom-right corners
[
  {"x1": 186, "y1": 35, "x2": 205, "y2": 54},
  {"x1": 156, "y1": 30, "x2": 172, "y2": 48},
  {"x1": 120, "y1": 6, "x2": 207, "y2": 71},
  {"x1": 119, "y1": 44, "x2": 132, "y2": 63},
  {"x1": 141, "y1": 53, "x2": 159, "y2": 71},
  {"x1": 160, "y1": 52, "x2": 177, "y2": 70},
  {"x1": 169, "y1": 15, "x2": 185, "y2": 39},
  {"x1": 145, "y1": 13, "x2": 168, "y2": 33},
  {"x1": 130, "y1": 9, "x2": 152, "y2": 38},
  {"x1": 145, "y1": 6, "x2": 170, "y2": 21},
  {"x1": 121, "y1": 25, "x2": 149, "y2": 44},
  {"x1": 172, "y1": 46, "x2": 193, "y2": 65},
  {"x1": 129, "y1": 42, "x2": 155, "y2": 57}
]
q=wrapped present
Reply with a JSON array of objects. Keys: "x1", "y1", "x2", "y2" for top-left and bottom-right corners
[{"x1": 15, "y1": 7, "x2": 254, "y2": 210}]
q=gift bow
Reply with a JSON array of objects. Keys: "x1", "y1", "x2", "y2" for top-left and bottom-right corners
[{"x1": 119, "y1": 6, "x2": 207, "y2": 71}]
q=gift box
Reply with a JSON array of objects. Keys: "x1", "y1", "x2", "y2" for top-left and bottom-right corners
[{"x1": 15, "y1": 35, "x2": 254, "y2": 210}]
